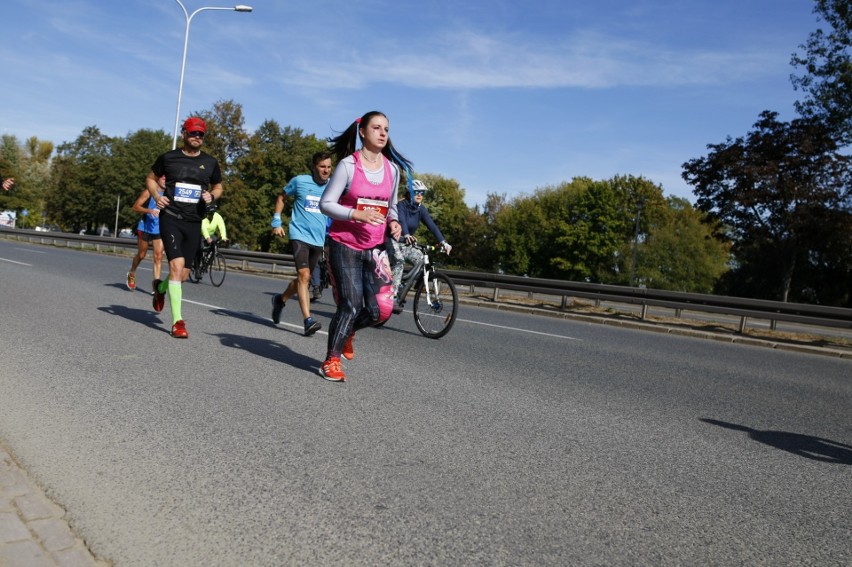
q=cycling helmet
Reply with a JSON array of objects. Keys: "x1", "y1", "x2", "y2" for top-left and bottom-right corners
[{"x1": 411, "y1": 179, "x2": 428, "y2": 193}]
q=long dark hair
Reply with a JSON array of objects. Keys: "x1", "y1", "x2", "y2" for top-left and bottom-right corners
[{"x1": 327, "y1": 111, "x2": 413, "y2": 183}]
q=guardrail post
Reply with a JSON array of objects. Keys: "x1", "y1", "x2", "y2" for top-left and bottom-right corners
[
  {"x1": 492, "y1": 287, "x2": 499, "y2": 302},
  {"x1": 770, "y1": 319, "x2": 778, "y2": 331},
  {"x1": 738, "y1": 316, "x2": 748, "y2": 334},
  {"x1": 561, "y1": 295, "x2": 572, "y2": 310},
  {"x1": 675, "y1": 308, "x2": 682, "y2": 318},
  {"x1": 640, "y1": 304, "x2": 648, "y2": 320}
]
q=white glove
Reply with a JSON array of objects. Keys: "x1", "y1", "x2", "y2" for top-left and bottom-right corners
[{"x1": 441, "y1": 241, "x2": 452, "y2": 255}]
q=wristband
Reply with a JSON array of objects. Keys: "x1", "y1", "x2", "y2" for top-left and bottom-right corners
[{"x1": 271, "y1": 213, "x2": 282, "y2": 229}]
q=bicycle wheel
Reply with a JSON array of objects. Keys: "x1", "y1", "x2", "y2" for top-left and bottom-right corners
[
  {"x1": 208, "y1": 252, "x2": 226, "y2": 287},
  {"x1": 188, "y1": 256, "x2": 203, "y2": 283},
  {"x1": 412, "y1": 272, "x2": 457, "y2": 338}
]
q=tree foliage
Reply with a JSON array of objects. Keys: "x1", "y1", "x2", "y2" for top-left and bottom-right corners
[
  {"x1": 791, "y1": 0, "x2": 852, "y2": 143},
  {"x1": 683, "y1": 111, "x2": 852, "y2": 304},
  {"x1": 48, "y1": 126, "x2": 120, "y2": 233},
  {"x1": 636, "y1": 197, "x2": 731, "y2": 293}
]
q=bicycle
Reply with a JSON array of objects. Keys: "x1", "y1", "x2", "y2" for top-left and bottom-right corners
[
  {"x1": 189, "y1": 237, "x2": 226, "y2": 287},
  {"x1": 393, "y1": 242, "x2": 458, "y2": 339}
]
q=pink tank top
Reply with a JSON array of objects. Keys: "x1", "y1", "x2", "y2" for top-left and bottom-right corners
[{"x1": 328, "y1": 152, "x2": 394, "y2": 250}]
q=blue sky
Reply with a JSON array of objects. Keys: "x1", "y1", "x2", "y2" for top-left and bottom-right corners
[{"x1": 2, "y1": 0, "x2": 819, "y2": 207}]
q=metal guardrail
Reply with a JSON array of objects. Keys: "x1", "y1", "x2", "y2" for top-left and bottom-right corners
[
  {"x1": 3, "y1": 227, "x2": 850, "y2": 333},
  {"x1": 443, "y1": 271, "x2": 852, "y2": 332}
]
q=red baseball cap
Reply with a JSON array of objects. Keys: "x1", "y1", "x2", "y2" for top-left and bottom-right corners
[{"x1": 182, "y1": 117, "x2": 206, "y2": 133}]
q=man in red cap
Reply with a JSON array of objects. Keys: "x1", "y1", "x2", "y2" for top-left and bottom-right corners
[{"x1": 145, "y1": 116, "x2": 223, "y2": 338}]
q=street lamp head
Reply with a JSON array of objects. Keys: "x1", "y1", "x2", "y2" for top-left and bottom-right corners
[{"x1": 234, "y1": 5, "x2": 252, "y2": 11}]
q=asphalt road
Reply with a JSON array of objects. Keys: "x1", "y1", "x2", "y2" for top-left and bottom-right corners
[{"x1": 1, "y1": 240, "x2": 850, "y2": 566}]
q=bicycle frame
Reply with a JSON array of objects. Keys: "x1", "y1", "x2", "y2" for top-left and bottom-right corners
[{"x1": 394, "y1": 243, "x2": 458, "y2": 338}]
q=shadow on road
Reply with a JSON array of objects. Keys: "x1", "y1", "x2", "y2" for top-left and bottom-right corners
[
  {"x1": 701, "y1": 418, "x2": 852, "y2": 465},
  {"x1": 98, "y1": 304, "x2": 165, "y2": 333},
  {"x1": 211, "y1": 332, "x2": 319, "y2": 374}
]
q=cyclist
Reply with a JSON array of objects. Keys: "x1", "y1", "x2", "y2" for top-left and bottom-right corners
[
  {"x1": 318, "y1": 111, "x2": 407, "y2": 382},
  {"x1": 194, "y1": 204, "x2": 228, "y2": 274},
  {"x1": 270, "y1": 151, "x2": 332, "y2": 336},
  {"x1": 201, "y1": 204, "x2": 228, "y2": 249},
  {"x1": 391, "y1": 179, "x2": 451, "y2": 313},
  {"x1": 126, "y1": 176, "x2": 165, "y2": 291}
]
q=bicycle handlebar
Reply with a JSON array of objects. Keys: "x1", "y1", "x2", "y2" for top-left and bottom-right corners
[{"x1": 403, "y1": 242, "x2": 447, "y2": 254}]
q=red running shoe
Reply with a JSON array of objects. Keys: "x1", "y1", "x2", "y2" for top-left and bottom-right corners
[
  {"x1": 342, "y1": 334, "x2": 355, "y2": 361},
  {"x1": 126, "y1": 271, "x2": 136, "y2": 291},
  {"x1": 320, "y1": 357, "x2": 346, "y2": 382},
  {"x1": 171, "y1": 319, "x2": 188, "y2": 338}
]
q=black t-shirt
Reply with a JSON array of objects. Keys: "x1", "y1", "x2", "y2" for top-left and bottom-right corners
[{"x1": 151, "y1": 149, "x2": 222, "y2": 222}]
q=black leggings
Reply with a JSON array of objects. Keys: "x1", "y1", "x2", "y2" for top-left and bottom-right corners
[{"x1": 326, "y1": 239, "x2": 393, "y2": 358}]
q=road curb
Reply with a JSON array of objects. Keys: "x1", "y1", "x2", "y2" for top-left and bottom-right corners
[{"x1": 0, "y1": 441, "x2": 109, "y2": 567}]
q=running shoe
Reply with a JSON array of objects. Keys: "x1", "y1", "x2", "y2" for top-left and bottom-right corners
[
  {"x1": 304, "y1": 318, "x2": 322, "y2": 337},
  {"x1": 311, "y1": 286, "x2": 322, "y2": 302},
  {"x1": 271, "y1": 294, "x2": 285, "y2": 324},
  {"x1": 392, "y1": 301, "x2": 403, "y2": 315},
  {"x1": 126, "y1": 271, "x2": 136, "y2": 291},
  {"x1": 152, "y1": 279, "x2": 165, "y2": 312},
  {"x1": 171, "y1": 319, "x2": 188, "y2": 338},
  {"x1": 320, "y1": 357, "x2": 346, "y2": 382},
  {"x1": 342, "y1": 334, "x2": 355, "y2": 361}
]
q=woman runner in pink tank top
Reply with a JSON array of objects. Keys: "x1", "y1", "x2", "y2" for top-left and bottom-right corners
[{"x1": 318, "y1": 111, "x2": 412, "y2": 382}]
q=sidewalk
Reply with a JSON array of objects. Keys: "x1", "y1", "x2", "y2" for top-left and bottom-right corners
[{"x1": 0, "y1": 442, "x2": 107, "y2": 567}]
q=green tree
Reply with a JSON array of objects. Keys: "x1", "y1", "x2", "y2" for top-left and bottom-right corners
[
  {"x1": 791, "y1": 0, "x2": 852, "y2": 143},
  {"x1": 47, "y1": 126, "x2": 122, "y2": 233},
  {"x1": 455, "y1": 193, "x2": 506, "y2": 272},
  {"x1": 0, "y1": 135, "x2": 31, "y2": 227},
  {"x1": 16, "y1": 137, "x2": 55, "y2": 229},
  {"x1": 635, "y1": 197, "x2": 731, "y2": 293},
  {"x1": 193, "y1": 99, "x2": 249, "y2": 174},
  {"x1": 682, "y1": 111, "x2": 852, "y2": 304},
  {"x1": 111, "y1": 129, "x2": 170, "y2": 231},
  {"x1": 548, "y1": 178, "x2": 630, "y2": 282}
]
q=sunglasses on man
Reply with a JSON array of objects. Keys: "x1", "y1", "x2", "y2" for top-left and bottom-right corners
[{"x1": 186, "y1": 131, "x2": 205, "y2": 139}]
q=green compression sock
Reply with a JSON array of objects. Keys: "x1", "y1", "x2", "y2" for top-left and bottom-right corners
[
  {"x1": 158, "y1": 279, "x2": 169, "y2": 294},
  {"x1": 168, "y1": 280, "x2": 183, "y2": 324}
]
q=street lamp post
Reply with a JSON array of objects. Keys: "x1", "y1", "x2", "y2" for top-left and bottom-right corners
[{"x1": 171, "y1": 1, "x2": 253, "y2": 149}]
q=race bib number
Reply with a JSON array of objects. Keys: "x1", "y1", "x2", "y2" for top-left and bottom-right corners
[
  {"x1": 174, "y1": 182, "x2": 202, "y2": 204},
  {"x1": 305, "y1": 195, "x2": 321, "y2": 214},
  {"x1": 356, "y1": 198, "x2": 389, "y2": 217}
]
